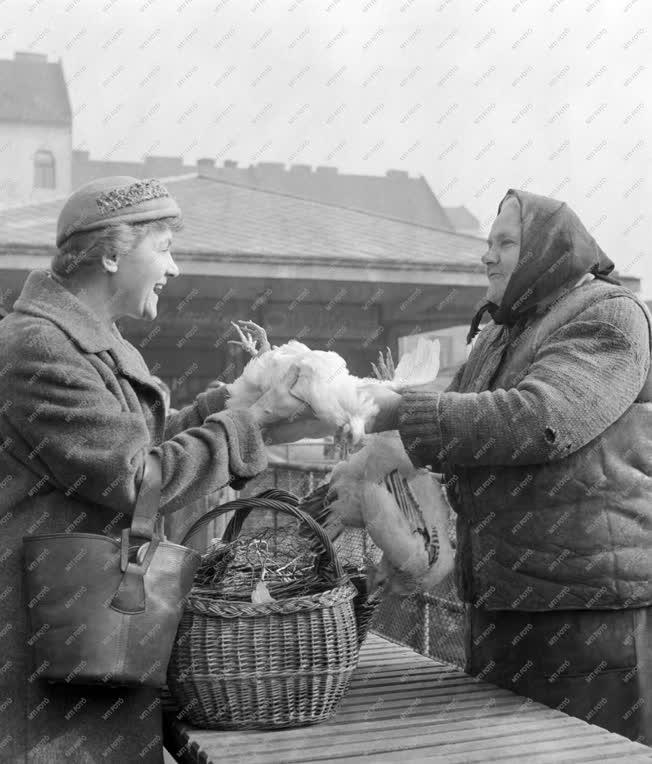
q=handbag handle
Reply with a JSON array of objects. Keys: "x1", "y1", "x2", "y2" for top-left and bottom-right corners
[
  {"x1": 129, "y1": 451, "x2": 163, "y2": 540},
  {"x1": 180, "y1": 488, "x2": 347, "y2": 583},
  {"x1": 110, "y1": 451, "x2": 163, "y2": 614}
]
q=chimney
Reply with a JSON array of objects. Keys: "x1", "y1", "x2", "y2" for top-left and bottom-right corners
[
  {"x1": 386, "y1": 169, "x2": 409, "y2": 179},
  {"x1": 290, "y1": 164, "x2": 311, "y2": 174},
  {"x1": 196, "y1": 157, "x2": 216, "y2": 175},
  {"x1": 15, "y1": 52, "x2": 48, "y2": 64},
  {"x1": 315, "y1": 166, "x2": 338, "y2": 175},
  {"x1": 223, "y1": 159, "x2": 238, "y2": 169}
]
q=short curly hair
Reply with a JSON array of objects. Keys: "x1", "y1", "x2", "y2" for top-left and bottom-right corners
[{"x1": 50, "y1": 217, "x2": 183, "y2": 279}]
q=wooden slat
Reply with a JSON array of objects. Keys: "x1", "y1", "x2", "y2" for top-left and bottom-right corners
[
  {"x1": 337, "y1": 739, "x2": 652, "y2": 764},
  {"x1": 201, "y1": 727, "x2": 630, "y2": 763},
  {"x1": 211, "y1": 705, "x2": 560, "y2": 751},
  {"x1": 164, "y1": 635, "x2": 652, "y2": 764},
  {"x1": 214, "y1": 712, "x2": 564, "y2": 756}
]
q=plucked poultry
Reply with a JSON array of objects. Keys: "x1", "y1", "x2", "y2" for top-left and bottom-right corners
[
  {"x1": 227, "y1": 337, "x2": 377, "y2": 444},
  {"x1": 227, "y1": 320, "x2": 454, "y2": 595}
]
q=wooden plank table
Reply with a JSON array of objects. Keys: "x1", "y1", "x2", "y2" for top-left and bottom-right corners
[{"x1": 163, "y1": 634, "x2": 652, "y2": 763}]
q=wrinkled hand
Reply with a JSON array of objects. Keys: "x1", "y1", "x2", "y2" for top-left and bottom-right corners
[
  {"x1": 358, "y1": 383, "x2": 402, "y2": 433},
  {"x1": 227, "y1": 320, "x2": 272, "y2": 357}
]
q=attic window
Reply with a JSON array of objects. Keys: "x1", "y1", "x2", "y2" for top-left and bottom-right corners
[{"x1": 34, "y1": 150, "x2": 56, "y2": 189}]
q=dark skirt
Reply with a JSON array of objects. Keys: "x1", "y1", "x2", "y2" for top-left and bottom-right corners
[{"x1": 466, "y1": 605, "x2": 652, "y2": 746}]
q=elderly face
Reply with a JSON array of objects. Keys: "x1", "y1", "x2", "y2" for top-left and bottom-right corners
[
  {"x1": 111, "y1": 225, "x2": 180, "y2": 320},
  {"x1": 482, "y1": 195, "x2": 521, "y2": 305}
]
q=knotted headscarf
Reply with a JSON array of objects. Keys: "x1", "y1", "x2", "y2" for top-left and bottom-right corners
[{"x1": 466, "y1": 189, "x2": 620, "y2": 345}]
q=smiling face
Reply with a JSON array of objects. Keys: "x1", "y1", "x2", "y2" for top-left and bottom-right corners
[
  {"x1": 108, "y1": 225, "x2": 180, "y2": 320},
  {"x1": 482, "y1": 195, "x2": 521, "y2": 305}
]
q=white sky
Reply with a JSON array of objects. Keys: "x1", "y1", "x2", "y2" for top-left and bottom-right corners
[{"x1": 2, "y1": 0, "x2": 650, "y2": 296}]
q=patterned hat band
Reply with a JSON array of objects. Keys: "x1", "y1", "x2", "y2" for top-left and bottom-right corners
[
  {"x1": 56, "y1": 175, "x2": 182, "y2": 247},
  {"x1": 95, "y1": 179, "x2": 170, "y2": 216}
]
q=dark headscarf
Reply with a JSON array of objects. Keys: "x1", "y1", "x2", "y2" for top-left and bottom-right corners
[{"x1": 466, "y1": 189, "x2": 620, "y2": 345}]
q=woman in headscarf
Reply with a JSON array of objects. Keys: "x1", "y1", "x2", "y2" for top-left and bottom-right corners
[
  {"x1": 0, "y1": 176, "x2": 318, "y2": 763},
  {"x1": 365, "y1": 189, "x2": 652, "y2": 743}
]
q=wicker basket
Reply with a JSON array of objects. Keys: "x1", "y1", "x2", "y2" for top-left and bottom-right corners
[
  {"x1": 167, "y1": 491, "x2": 359, "y2": 730},
  {"x1": 298, "y1": 483, "x2": 384, "y2": 647}
]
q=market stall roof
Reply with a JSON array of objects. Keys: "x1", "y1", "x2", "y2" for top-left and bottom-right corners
[
  {"x1": 0, "y1": 174, "x2": 488, "y2": 286},
  {"x1": 199, "y1": 161, "x2": 454, "y2": 230}
]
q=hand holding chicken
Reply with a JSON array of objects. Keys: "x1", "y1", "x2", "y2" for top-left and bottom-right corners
[
  {"x1": 226, "y1": 324, "x2": 441, "y2": 445},
  {"x1": 227, "y1": 336, "x2": 379, "y2": 443},
  {"x1": 298, "y1": 339, "x2": 454, "y2": 595}
]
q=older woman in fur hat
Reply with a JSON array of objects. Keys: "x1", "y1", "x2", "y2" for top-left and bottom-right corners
[
  {"x1": 366, "y1": 189, "x2": 652, "y2": 743},
  {"x1": 0, "y1": 177, "x2": 317, "y2": 763}
]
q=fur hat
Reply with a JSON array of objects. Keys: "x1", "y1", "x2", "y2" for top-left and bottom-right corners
[{"x1": 56, "y1": 176, "x2": 181, "y2": 247}]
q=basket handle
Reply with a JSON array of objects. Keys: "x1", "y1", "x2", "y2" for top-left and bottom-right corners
[
  {"x1": 180, "y1": 488, "x2": 347, "y2": 582},
  {"x1": 222, "y1": 488, "x2": 298, "y2": 542}
]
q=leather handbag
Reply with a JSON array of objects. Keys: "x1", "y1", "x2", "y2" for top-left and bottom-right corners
[{"x1": 23, "y1": 452, "x2": 202, "y2": 687}]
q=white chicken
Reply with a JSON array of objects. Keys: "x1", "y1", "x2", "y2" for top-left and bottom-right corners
[
  {"x1": 226, "y1": 338, "x2": 378, "y2": 443},
  {"x1": 226, "y1": 321, "x2": 442, "y2": 446},
  {"x1": 302, "y1": 338, "x2": 454, "y2": 595},
  {"x1": 326, "y1": 432, "x2": 454, "y2": 595},
  {"x1": 226, "y1": 321, "x2": 453, "y2": 594}
]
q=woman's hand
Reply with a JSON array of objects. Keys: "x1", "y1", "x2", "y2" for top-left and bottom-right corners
[
  {"x1": 359, "y1": 383, "x2": 402, "y2": 433},
  {"x1": 248, "y1": 366, "x2": 312, "y2": 428},
  {"x1": 247, "y1": 366, "x2": 336, "y2": 443},
  {"x1": 227, "y1": 320, "x2": 272, "y2": 357}
]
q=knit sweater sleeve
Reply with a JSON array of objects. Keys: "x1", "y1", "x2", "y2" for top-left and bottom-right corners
[{"x1": 398, "y1": 296, "x2": 651, "y2": 469}]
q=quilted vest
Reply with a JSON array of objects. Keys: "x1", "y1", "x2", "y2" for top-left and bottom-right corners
[{"x1": 448, "y1": 282, "x2": 652, "y2": 611}]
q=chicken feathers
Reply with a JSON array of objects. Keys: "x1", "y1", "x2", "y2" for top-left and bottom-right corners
[
  {"x1": 226, "y1": 340, "x2": 378, "y2": 444},
  {"x1": 300, "y1": 337, "x2": 454, "y2": 595}
]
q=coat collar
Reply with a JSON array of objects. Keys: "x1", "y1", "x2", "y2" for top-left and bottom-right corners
[{"x1": 13, "y1": 270, "x2": 153, "y2": 384}]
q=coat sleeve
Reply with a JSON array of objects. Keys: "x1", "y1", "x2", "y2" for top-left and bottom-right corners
[
  {"x1": 398, "y1": 296, "x2": 651, "y2": 470},
  {"x1": 4, "y1": 331, "x2": 267, "y2": 516},
  {"x1": 163, "y1": 385, "x2": 229, "y2": 440}
]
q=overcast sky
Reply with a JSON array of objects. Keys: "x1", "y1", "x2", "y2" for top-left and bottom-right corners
[{"x1": 2, "y1": 0, "x2": 651, "y2": 296}]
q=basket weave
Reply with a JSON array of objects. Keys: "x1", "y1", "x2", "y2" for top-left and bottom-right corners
[
  {"x1": 298, "y1": 483, "x2": 384, "y2": 647},
  {"x1": 167, "y1": 490, "x2": 359, "y2": 729}
]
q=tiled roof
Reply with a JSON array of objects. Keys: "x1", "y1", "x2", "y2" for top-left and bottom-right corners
[
  {"x1": 444, "y1": 205, "x2": 481, "y2": 233},
  {"x1": 0, "y1": 175, "x2": 485, "y2": 270},
  {"x1": 0, "y1": 54, "x2": 71, "y2": 125},
  {"x1": 200, "y1": 162, "x2": 454, "y2": 230}
]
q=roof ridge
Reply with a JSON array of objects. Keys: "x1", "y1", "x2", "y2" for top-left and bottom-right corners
[{"x1": 192, "y1": 174, "x2": 486, "y2": 242}]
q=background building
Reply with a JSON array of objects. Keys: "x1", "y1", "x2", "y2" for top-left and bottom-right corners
[{"x1": 0, "y1": 52, "x2": 72, "y2": 207}]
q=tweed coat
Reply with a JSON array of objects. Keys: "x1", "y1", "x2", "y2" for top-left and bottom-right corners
[{"x1": 0, "y1": 270, "x2": 268, "y2": 762}]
